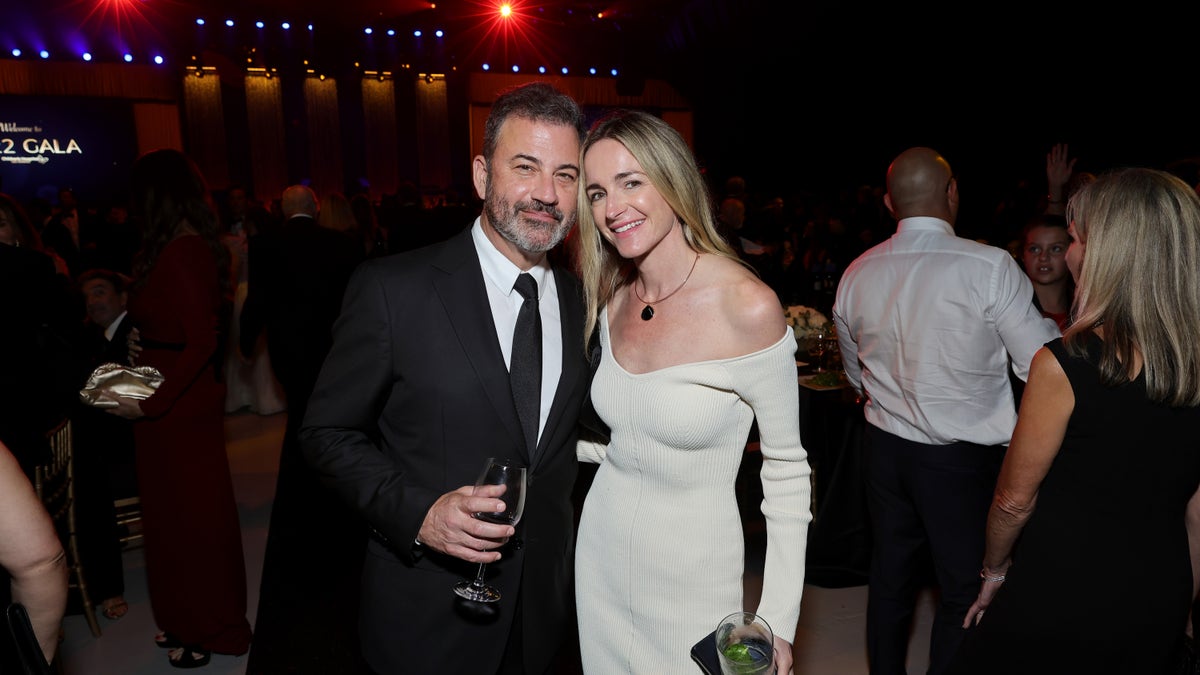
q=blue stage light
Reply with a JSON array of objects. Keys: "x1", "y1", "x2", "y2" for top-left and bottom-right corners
[
  {"x1": 154, "y1": 55, "x2": 164, "y2": 65},
  {"x1": 538, "y1": 66, "x2": 546, "y2": 74},
  {"x1": 588, "y1": 67, "x2": 596, "y2": 75},
  {"x1": 256, "y1": 21, "x2": 265, "y2": 29},
  {"x1": 610, "y1": 68, "x2": 618, "y2": 76},
  {"x1": 512, "y1": 64, "x2": 520, "y2": 72},
  {"x1": 82, "y1": 52, "x2": 92, "y2": 61},
  {"x1": 196, "y1": 18, "x2": 205, "y2": 26},
  {"x1": 561, "y1": 67, "x2": 568, "y2": 75},
  {"x1": 11, "y1": 48, "x2": 21, "y2": 57},
  {"x1": 413, "y1": 30, "x2": 422, "y2": 37},
  {"x1": 225, "y1": 19, "x2": 234, "y2": 27},
  {"x1": 364, "y1": 27, "x2": 373, "y2": 35},
  {"x1": 39, "y1": 50, "x2": 50, "y2": 59},
  {"x1": 435, "y1": 30, "x2": 444, "y2": 37},
  {"x1": 387, "y1": 29, "x2": 395, "y2": 36},
  {"x1": 482, "y1": 63, "x2": 490, "y2": 71},
  {"x1": 123, "y1": 53, "x2": 133, "y2": 62},
  {"x1": 282, "y1": 22, "x2": 290, "y2": 30}
]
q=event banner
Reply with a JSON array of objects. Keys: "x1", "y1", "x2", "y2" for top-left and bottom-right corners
[{"x1": 0, "y1": 95, "x2": 136, "y2": 205}]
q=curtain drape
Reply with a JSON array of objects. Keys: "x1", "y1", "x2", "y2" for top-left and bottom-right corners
[
  {"x1": 303, "y1": 76, "x2": 343, "y2": 200},
  {"x1": 361, "y1": 78, "x2": 399, "y2": 202},
  {"x1": 182, "y1": 72, "x2": 230, "y2": 188},
  {"x1": 415, "y1": 77, "x2": 451, "y2": 196},
  {"x1": 244, "y1": 75, "x2": 287, "y2": 205}
]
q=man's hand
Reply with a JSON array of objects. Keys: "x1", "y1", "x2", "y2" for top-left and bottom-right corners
[
  {"x1": 417, "y1": 484, "x2": 515, "y2": 563},
  {"x1": 126, "y1": 327, "x2": 142, "y2": 365}
]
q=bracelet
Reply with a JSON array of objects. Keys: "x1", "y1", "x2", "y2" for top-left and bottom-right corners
[{"x1": 980, "y1": 569, "x2": 1006, "y2": 583}]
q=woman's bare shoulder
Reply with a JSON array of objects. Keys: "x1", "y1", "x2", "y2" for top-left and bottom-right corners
[{"x1": 708, "y1": 258, "x2": 785, "y2": 349}]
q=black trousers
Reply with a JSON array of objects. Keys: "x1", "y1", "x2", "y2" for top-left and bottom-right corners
[{"x1": 863, "y1": 425, "x2": 1003, "y2": 675}]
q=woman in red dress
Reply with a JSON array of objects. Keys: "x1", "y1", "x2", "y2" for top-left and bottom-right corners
[{"x1": 107, "y1": 149, "x2": 252, "y2": 668}]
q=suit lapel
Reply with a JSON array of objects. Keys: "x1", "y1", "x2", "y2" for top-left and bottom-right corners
[{"x1": 432, "y1": 231, "x2": 530, "y2": 464}]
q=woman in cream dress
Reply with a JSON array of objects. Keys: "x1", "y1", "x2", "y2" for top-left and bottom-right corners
[{"x1": 574, "y1": 110, "x2": 812, "y2": 674}]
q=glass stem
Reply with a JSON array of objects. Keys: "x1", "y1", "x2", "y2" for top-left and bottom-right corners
[{"x1": 471, "y1": 562, "x2": 488, "y2": 588}]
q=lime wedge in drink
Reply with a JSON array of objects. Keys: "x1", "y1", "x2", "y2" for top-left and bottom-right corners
[{"x1": 722, "y1": 642, "x2": 753, "y2": 663}]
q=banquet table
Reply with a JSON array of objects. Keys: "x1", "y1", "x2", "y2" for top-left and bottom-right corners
[{"x1": 797, "y1": 365, "x2": 871, "y2": 588}]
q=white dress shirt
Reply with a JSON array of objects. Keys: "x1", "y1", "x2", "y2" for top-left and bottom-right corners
[
  {"x1": 104, "y1": 311, "x2": 129, "y2": 342},
  {"x1": 832, "y1": 216, "x2": 1060, "y2": 447},
  {"x1": 471, "y1": 219, "x2": 562, "y2": 447}
]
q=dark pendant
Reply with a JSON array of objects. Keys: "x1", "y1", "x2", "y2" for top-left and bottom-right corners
[{"x1": 641, "y1": 305, "x2": 654, "y2": 321}]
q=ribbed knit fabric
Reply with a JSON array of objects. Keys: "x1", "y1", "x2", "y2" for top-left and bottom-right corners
[{"x1": 575, "y1": 308, "x2": 812, "y2": 674}]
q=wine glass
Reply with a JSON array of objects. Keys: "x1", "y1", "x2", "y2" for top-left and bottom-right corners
[
  {"x1": 809, "y1": 327, "x2": 828, "y2": 372},
  {"x1": 452, "y1": 457, "x2": 527, "y2": 603}
]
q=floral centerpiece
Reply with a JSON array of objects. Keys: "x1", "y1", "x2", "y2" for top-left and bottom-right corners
[
  {"x1": 784, "y1": 304, "x2": 836, "y2": 362},
  {"x1": 783, "y1": 304, "x2": 830, "y2": 342}
]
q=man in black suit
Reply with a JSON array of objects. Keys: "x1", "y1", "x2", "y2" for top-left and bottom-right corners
[
  {"x1": 239, "y1": 185, "x2": 367, "y2": 674},
  {"x1": 71, "y1": 268, "x2": 135, "y2": 619},
  {"x1": 300, "y1": 82, "x2": 589, "y2": 675}
]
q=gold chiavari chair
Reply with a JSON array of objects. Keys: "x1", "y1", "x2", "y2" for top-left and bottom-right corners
[{"x1": 33, "y1": 418, "x2": 101, "y2": 638}]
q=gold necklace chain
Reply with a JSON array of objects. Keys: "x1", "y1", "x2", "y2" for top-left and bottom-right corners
[{"x1": 633, "y1": 253, "x2": 700, "y2": 320}]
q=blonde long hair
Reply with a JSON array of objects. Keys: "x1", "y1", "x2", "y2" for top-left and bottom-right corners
[
  {"x1": 575, "y1": 109, "x2": 745, "y2": 345},
  {"x1": 1064, "y1": 167, "x2": 1200, "y2": 406}
]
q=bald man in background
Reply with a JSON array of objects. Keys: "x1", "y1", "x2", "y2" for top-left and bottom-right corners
[
  {"x1": 241, "y1": 184, "x2": 367, "y2": 674},
  {"x1": 832, "y1": 148, "x2": 1059, "y2": 674}
]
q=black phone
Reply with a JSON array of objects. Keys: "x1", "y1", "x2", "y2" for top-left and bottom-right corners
[{"x1": 690, "y1": 629, "x2": 720, "y2": 675}]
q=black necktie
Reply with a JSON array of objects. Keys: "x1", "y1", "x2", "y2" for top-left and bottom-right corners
[{"x1": 510, "y1": 273, "x2": 542, "y2": 454}]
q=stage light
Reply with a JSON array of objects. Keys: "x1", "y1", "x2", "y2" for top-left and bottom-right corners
[
  {"x1": 124, "y1": 53, "x2": 133, "y2": 62},
  {"x1": 435, "y1": 30, "x2": 444, "y2": 37},
  {"x1": 307, "y1": 24, "x2": 314, "y2": 31},
  {"x1": 11, "y1": 49, "x2": 21, "y2": 57},
  {"x1": 39, "y1": 50, "x2": 49, "y2": 59},
  {"x1": 538, "y1": 66, "x2": 545, "y2": 74},
  {"x1": 282, "y1": 22, "x2": 291, "y2": 30},
  {"x1": 154, "y1": 55, "x2": 164, "y2": 65},
  {"x1": 256, "y1": 21, "x2": 265, "y2": 29},
  {"x1": 560, "y1": 67, "x2": 568, "y2": 75},
  {"x1": 414, "y1": 30, "x2": 422, "y2": 37},
  {"x1": 196, "y1": 18, "x2": 205, "y2": 26},
  {"x1": 610, "y1": 68, "x2": 617, "y2": 76},
  {"x1": 588, "y1": 67, "x2": 596, "y2": 75},
  {"x1": 512, "y1": 64, "x2": 519, "y2": 72},
  {"x1": 482, "y1": 63, "x2": 490, "y2": 71},
  {"x1": 225, "y1": 19, "x2": 234, "y2": 27},
  {"x1": 82, "y1": 52, "x2": 92, "y2": 61},
  {"x1": 387, "y1": 29, "x2": 395, "y2": 36},
  {"x1": 364, "y1": 27, "x2": 373, "y2": 35},
  {"x1": 500, "y1": 4, "x2": 512, "y2": 18}
]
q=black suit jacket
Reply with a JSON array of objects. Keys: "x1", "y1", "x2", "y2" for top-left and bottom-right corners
[
  {"x1": 240, "y1": 215, "x2": 363, "y2": 406},
  {"x1": 299, "y1": 227, "x2": 588, "y2": 675},
  {"x1": 0, "y1": 245, "x2": 81, "y2": 472}
]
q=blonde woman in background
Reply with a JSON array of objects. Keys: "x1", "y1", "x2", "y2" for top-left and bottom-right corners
[{"x1": 950, "y1": 168, "x2": 1200, "y2": 674}]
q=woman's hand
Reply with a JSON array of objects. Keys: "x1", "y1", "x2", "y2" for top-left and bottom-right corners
[
  {"x1": 962, "y1": 576, "x2": 1005, "y2": 628},
  {"x1": 772, "y1": 634, "x2": 794, "y2": 675},
  {"x1": 103, "y1": 395, "x2": 145, "y2": 420}
]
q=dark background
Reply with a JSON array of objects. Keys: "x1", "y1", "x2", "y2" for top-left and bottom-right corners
[{"x1": 3, "y1": 0, "x2": 1197, "y2": 232}]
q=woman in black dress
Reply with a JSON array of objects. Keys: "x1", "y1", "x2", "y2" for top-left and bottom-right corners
[{"x1": 949, "y1": 167, "x2": 1200, "y2": 674}]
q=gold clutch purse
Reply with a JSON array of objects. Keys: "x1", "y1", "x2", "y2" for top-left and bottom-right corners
[{"x1": 79, "y1": 363, "x2": 165, "y2": 408}]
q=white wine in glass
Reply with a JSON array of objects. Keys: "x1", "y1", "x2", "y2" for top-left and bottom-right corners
[{"x1": 452, "y1": 458, "x2": 527, "y2": 603}]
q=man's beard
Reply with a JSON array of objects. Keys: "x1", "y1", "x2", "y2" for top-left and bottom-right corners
[{"x1": 484, "y1": 190, "x2": 575, "y2": 254}]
